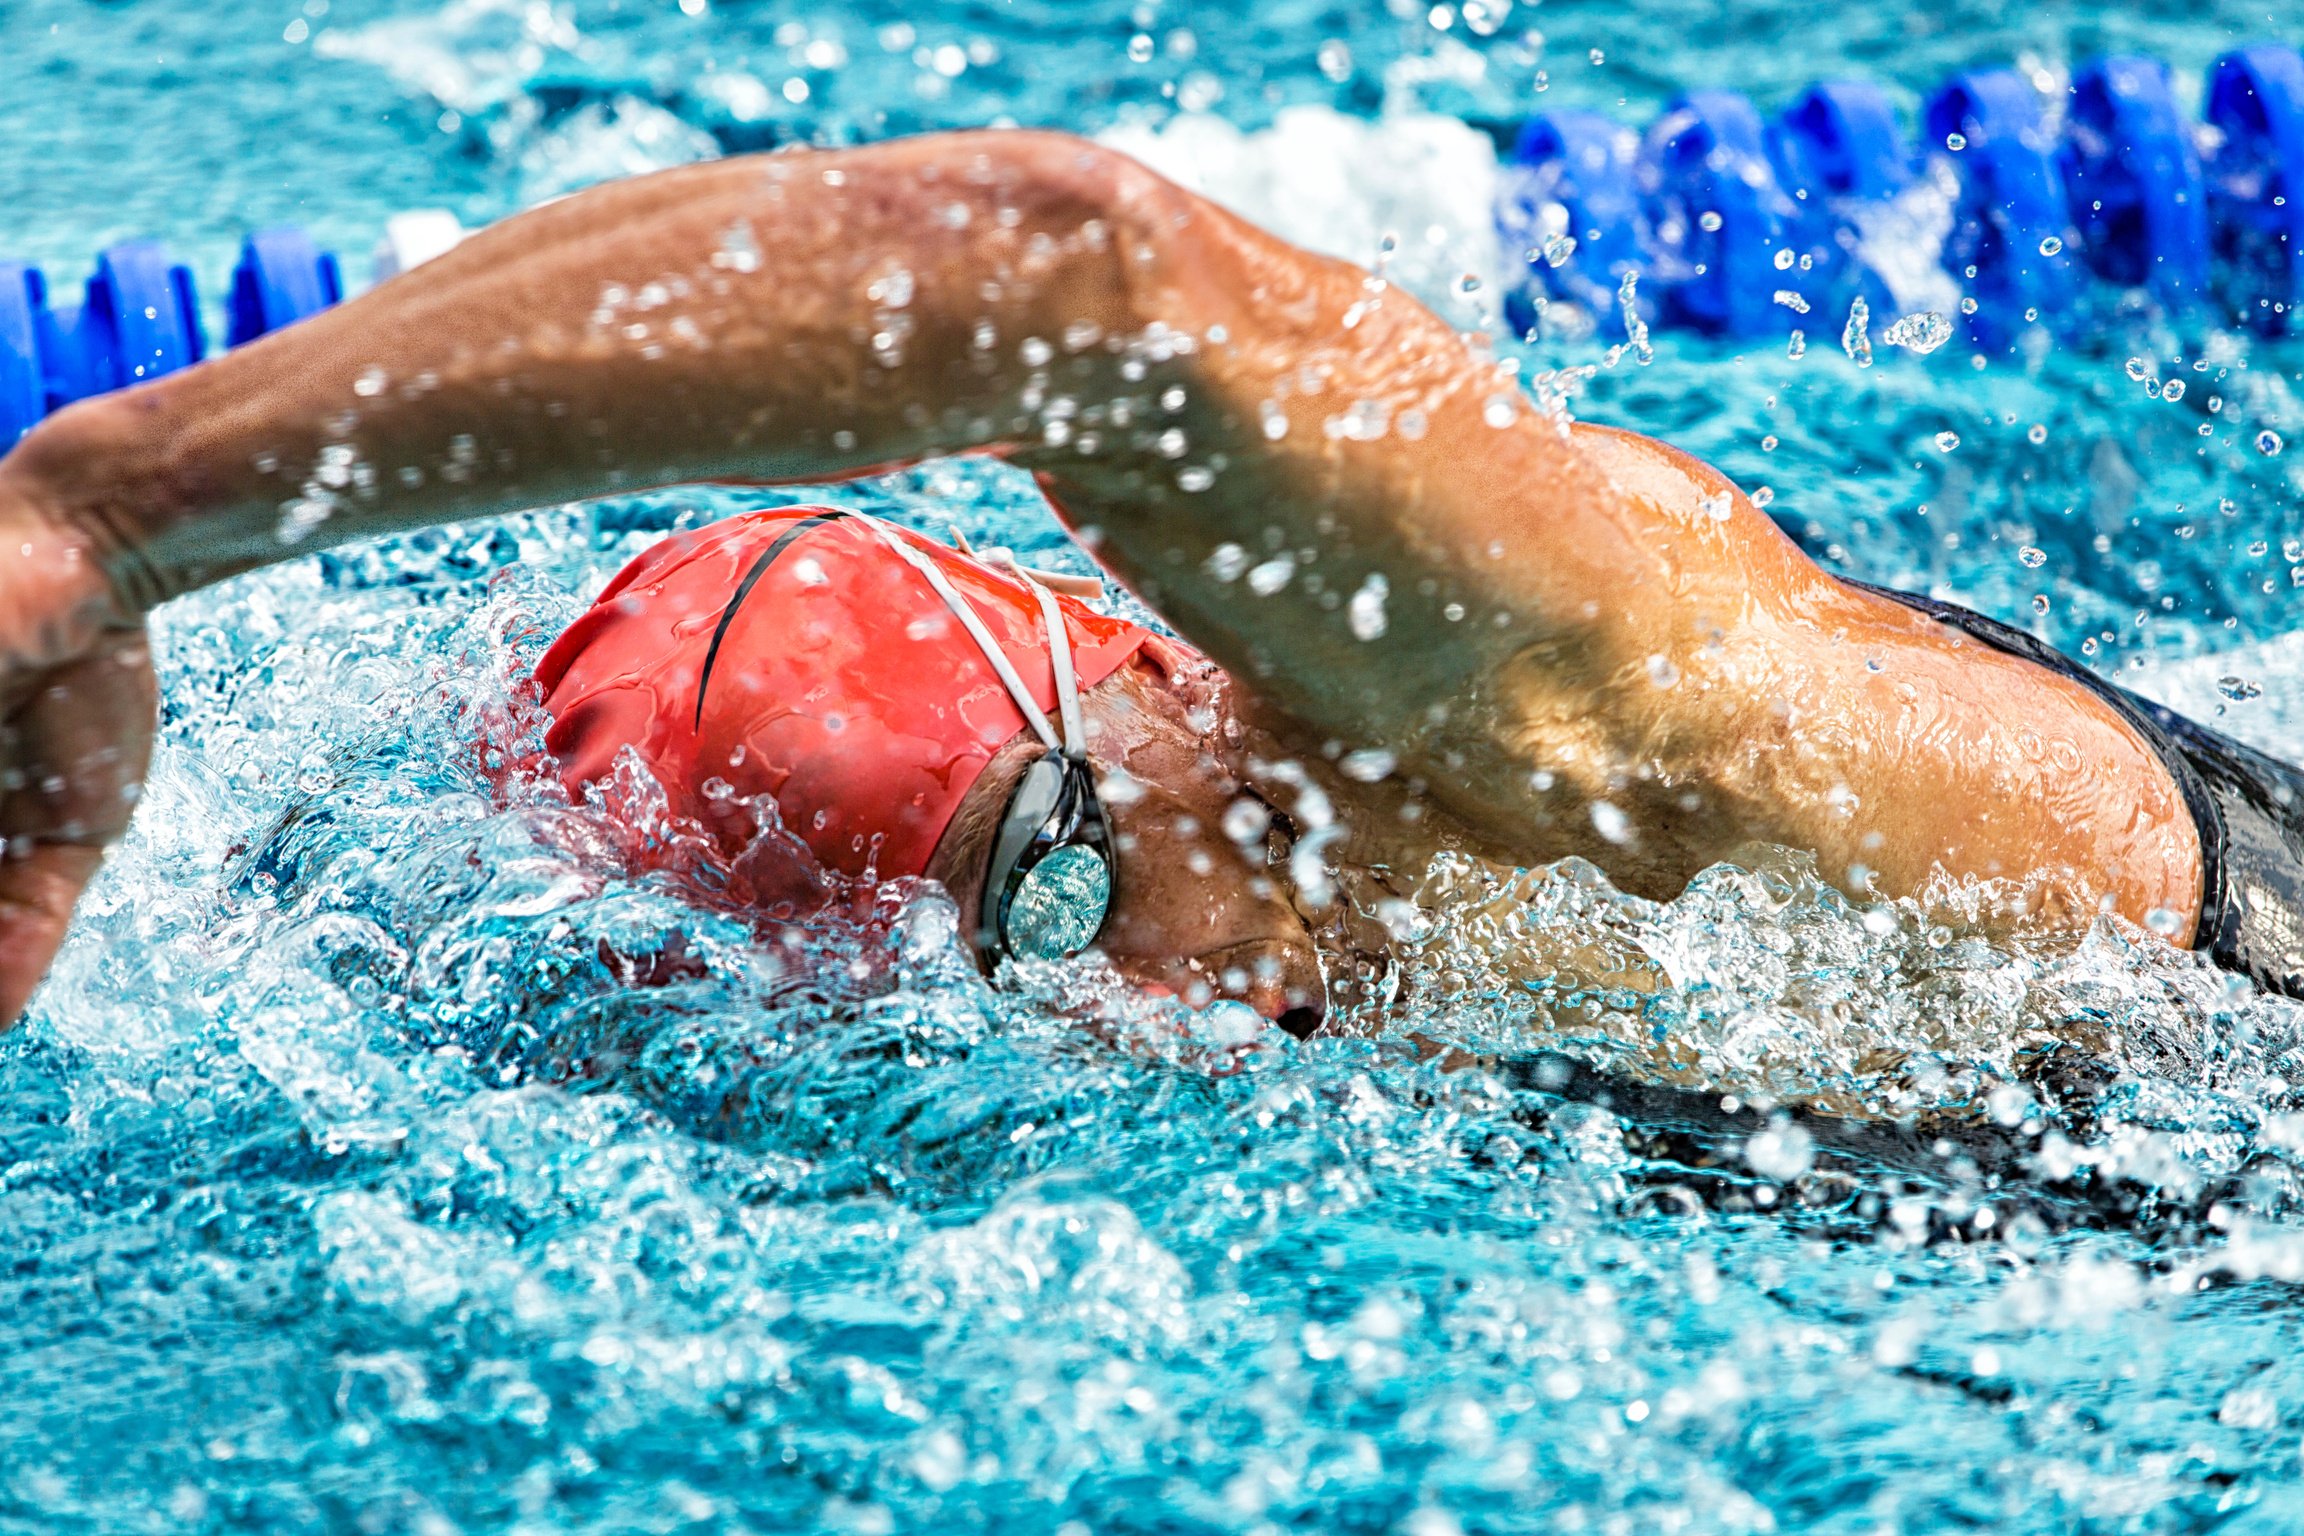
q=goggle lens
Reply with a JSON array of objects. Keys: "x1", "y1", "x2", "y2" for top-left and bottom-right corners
[{"x1": 1001, "y1": 841, "x2": 1112, "y2": 960}]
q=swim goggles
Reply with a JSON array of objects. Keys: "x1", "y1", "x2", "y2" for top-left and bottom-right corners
[{"x1": 863, "y1": 519, "x2": 1116, "y2": 963}]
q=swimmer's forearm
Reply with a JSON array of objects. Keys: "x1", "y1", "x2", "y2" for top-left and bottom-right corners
[{"x1": 0, "y1": 132, "x2": 1152, "y2": 606}]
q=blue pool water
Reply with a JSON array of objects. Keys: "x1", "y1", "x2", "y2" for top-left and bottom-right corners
[{"x1": 10, "y1": 2, "x2": 2304, "y2": 1531}]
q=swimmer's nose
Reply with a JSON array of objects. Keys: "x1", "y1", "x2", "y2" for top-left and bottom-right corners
[{"x1": 1205, "y1": 940, "x2": 1326, "y2": 1038}]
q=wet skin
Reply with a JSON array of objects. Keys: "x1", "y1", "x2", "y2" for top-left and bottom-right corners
[{"x1": 0, "y1": 130, "x2": 2203, "y2": 1024}]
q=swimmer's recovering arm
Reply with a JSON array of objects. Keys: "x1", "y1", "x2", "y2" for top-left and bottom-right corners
[{"x1": 0, "y1": 128, "x2": 2202, "y2": 1020}]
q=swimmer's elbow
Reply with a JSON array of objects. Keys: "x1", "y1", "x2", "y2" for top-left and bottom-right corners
[
  {"x1": 953, "y1": 131, "x2": 1199, "y2": 306},
  {"x1": 975, "y1": 131, "x2": 1190, "y2": 228}
]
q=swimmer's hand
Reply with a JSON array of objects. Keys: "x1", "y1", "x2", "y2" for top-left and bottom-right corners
[{"x1": 0, "y1": 493, "x2": 154, "y2": 1025}]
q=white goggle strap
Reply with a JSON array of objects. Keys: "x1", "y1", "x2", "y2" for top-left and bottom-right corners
[
  {"x1": 1022, "y1": 573, "x2": 1087, "y2": 762},
  {"x1": 862, "y1": 516, "x2": 1071, "y2": 759}
]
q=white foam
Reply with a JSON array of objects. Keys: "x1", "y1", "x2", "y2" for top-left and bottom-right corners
[
  {"x1": 371, "y1": 209, "x2": 468, "y2": 283},
  {"x1": 1098, "y1": 107, "x2": 1507, "y2": 312}
]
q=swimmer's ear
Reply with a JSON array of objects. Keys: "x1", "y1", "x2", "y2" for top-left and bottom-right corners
[
  {"x1": 1126, "y1": 633, "x2": 1230, "y2": 722},
  {"x1": 1131, "y1": 632, "x2": 1213, "y2": 683}
]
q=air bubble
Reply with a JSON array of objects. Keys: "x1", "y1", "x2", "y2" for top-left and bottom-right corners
[
  {"x1": 2038, "y1": 236, "x2": 2063, "y2": 257},
  {"x1": 2027, "y1": 424, "x2": 2047, "y2": 445},
  {"x1": 2018, "y1": 546, "x2": 2046, "y2": 568},
  {"x1": 2219, "y1": 675, "x2": 2264, "y2": 701},
  {"x1": 1944, "y1": 131, "x2": 1967, "y2": 151},
  {"x1": 2259, "y1": 430, "x2": 2285, "y2": 456},
  {"x1": 1934, "y1": 431, "x2": 1960, "y2": 452}
]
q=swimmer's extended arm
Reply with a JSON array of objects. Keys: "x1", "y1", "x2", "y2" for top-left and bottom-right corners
[
  {"x1": 0, "y1": 129, "x2": 2203, "y2": 1021},
  {"x1": 0, "y1": 133, "x2": 1805, "y2": 850}
]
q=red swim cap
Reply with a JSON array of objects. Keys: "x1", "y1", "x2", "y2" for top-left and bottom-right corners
[{"x1": 533, "y1": 507, "x2": 1150, "y2": 882}]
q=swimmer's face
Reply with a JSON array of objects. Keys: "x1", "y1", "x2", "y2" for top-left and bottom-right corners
[{"x1": 927, "y1": 637, "x2": 1328, "y2": 1036}]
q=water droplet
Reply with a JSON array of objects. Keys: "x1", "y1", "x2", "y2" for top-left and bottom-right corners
[
  {"x1": 1934, "y1": 431, "x2": 1960, "y2": 452},
  {"x1": 1744, "y1": 1116, "x2": 1814, "y2": 1180},
  {"x1": 1944, "y1": 131, "x2": 1967, "y2": 152},
  {"x1": 1773, "y1": 248, "x2": 1795, "y2": 271},
  {"x1": 1617, "y1": 271, "x2": 1651, "y2": 365},
  {"x1": 1785, "y1": 329, "x2": 1807, "y2": 359},
  {"x1": 1588, "y1": 47, "x2": 1605, "y2": 64},
  {"x1": 1540, "y1": 232, "x2": 1577, "y2": 268},
  {"x1": 1348, "y1": 573, "x2": 1389, "y2": 641},
  {"x1": 1841, "y1": 295, "x2": 1872, "y2": 367},
  {"x1": 2218, "y1": 675, "x2": 2264, "y2": 701},
  {"x1": 2124, "y1": 356, "x2": 2151, "y2": 382},
  {"x1": 2038, "y1": 235, "x2": 2063, "y2": 257},
  {"x1": 1589, "y1": 801, "x2": 1633, "y2": 845},
  {"x1": 2259, "y1": 429, "x2": 2285, "y2": 456},
  {"x1": 2031, "y1": 594, "x2": 2050, "y2": 615},
  {"x1": 2018, "y1": 545, "x2": 2046, "y2": 568},
  {"x1": 1881, "y1": 311, "x2": 1953, "y2": 354},
  {"x1": 2027, "y1": 423, "x2": 2048, "y2": 445},
  {"x1": 1698, "y1": 210, "x2": 1723, "y2": 233},
  {"x1": 1750, "y1": 485, "x2": 1774, "y2": 508},
  {"x1": 1959, "y1": 295, "x2": 1978, "y2": 315}
]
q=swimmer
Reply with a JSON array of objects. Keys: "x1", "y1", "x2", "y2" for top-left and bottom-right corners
[{"x1": 2, "y1": 130, "x2": 2300, "y2": 1032}]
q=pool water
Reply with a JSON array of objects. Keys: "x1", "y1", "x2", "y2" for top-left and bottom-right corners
[{"x1": 9, "y1": 2, "x2": 2304, "y2": 1531}]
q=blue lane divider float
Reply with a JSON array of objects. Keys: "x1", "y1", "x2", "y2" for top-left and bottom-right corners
[
  {"x1": 1503, "y1": 41, "x2": 2304, "y2": 349},
  {"x1": 2206, "y1": 45, "x2": 2304, "y2": 331},
  {"x1": 2061, "y1": 56, "x2": 2209, "y2": 308},
  {"x1": 0, "y1": 265, "x2": 49, "y2": 446},
  {"x1": 1773, "y1": 80, "x2": 1911, "y2": 203},
  {"x1": 228, "y1": 227, "x2": 344, "y2": 348},
  {"x1": 1497, "y1": 111, "x2": 1646, "y2": 338},
  {"x1": 1922, "y1": 69, "x2": 2080, "y2": 346},
  {"x1": 1641, "y1": 89, "x2": 1813, "y2": 336},
  {"x1": 0, "y1": 227, "x2": 345, "y2": 447}
]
